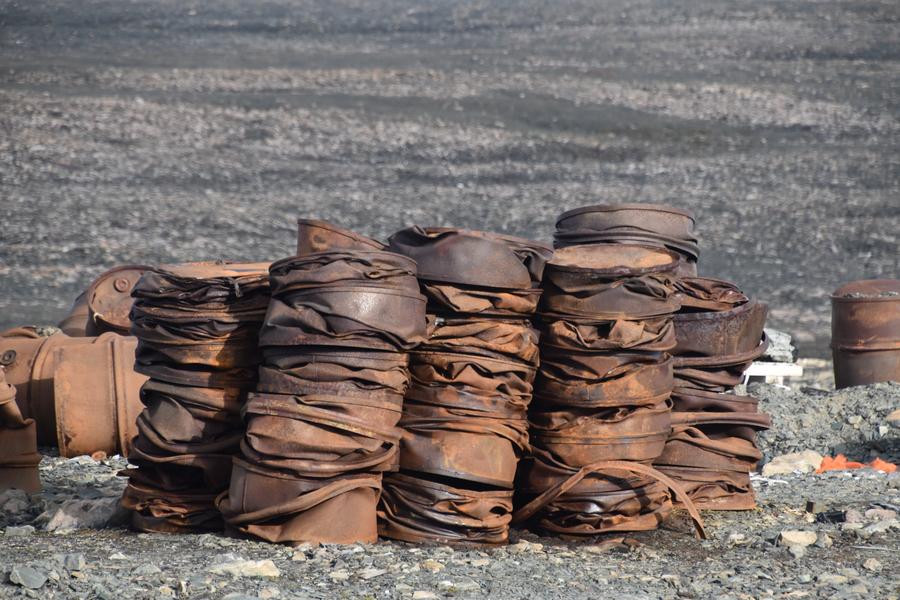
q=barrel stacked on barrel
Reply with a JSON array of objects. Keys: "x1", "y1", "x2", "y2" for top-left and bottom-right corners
[
  {"x1": 121, "y1": 263, "x2": 270, "y2": 532},
  {"x1": 217, "y1": 224, "x2": 428, "y2": 543},
  {"x1": 378, "y1": 227, "x2": 552, "y2": 544}
]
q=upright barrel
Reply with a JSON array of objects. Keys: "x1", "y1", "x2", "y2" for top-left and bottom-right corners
[{"x1": 831, "y1": 279, "x2": 900, "y2": 388}]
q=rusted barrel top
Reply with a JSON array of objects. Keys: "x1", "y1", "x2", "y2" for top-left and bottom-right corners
[{"x1": 831, "y1": 279, "x2": 900, "y2": 351}]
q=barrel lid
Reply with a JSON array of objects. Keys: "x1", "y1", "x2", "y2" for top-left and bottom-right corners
[
  {"x1": 832, "y1": 279, "x2": 900, "y2": 301},
  {"x1": 156, "y1": 261, "x2": 271, "y2": 280},
  {"x1": 547, "y1": 244, "x2": 680, "y2": 277},
  {"x1": 556, "y1": 203, "x2": 695, "y2": 226}
]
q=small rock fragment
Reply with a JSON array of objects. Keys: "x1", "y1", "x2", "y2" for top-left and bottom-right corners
[
  {"x1": 412, "y1": 592, "x2": 438, "y2": 600},
  {"x1": 817, "y1": 574, "x2": 848, "y2": 586},
  {"x1": 762, "y1": 451, "x2": 823, "y2": 476},
  {"x1": 420, "y1": 559, "x2": 445, "y2": 573},
  {"x1": 10, "y1": 566, "x2": 47, "y2": 589},
  {"x1": 779, "y1": 530, "x2": 818, "y2": 547},
  {"x1": 863, "y1": 558, "x2": 883, "y2": 572},
  {"x1": 359, "y1": 568, "x2": 386, "y2": 580},
  {"x1": 5, "y1": 525, "x2": 35, "y2": 537},
  {"x1": 209, "y1": 560, "x2": 281, "y2": 578},
  {"x1": 42, "y1": 498, "x2": 124, "y2": 532},
  {"x1": 62, "y1": 554, "x2": 86, "y2": 571}
]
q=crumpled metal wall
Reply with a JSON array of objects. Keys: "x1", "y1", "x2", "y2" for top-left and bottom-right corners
[
  {"x1": 217, "y1": 248, "x2": 427, "y2": 544},
  {"x1": 514, "y1": 239, "x2": 704, "y2": 538},
  {"x1": 121, "y1": 262, "x2": 271, "y2": 533},
  {"x1": 377, "y1": 227, "x2": 551, "y2": 544}
]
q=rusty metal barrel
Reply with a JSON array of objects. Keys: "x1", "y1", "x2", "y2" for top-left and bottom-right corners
[{"x1": 831, "y1": 279, "x2": 900, "y2": 389}]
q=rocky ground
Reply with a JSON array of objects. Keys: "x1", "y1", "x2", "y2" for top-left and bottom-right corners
[
  {"x1": 1, "y1": 0, "x2": 899, "y2": 356},
  {"x1": 2, "y1": 1, "x2": 900, "y2": 598},
  {"x1": 0, "y1": 381, "x2": 898, "y2": 599}
]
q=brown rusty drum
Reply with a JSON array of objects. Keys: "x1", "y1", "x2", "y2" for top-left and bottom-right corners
[{"x1": 831, "y1": 279, "x2": 900, "y2": 388}]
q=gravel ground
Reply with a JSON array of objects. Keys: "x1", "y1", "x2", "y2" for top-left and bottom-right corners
[
  {"x1": 1, "y1": 382, "x2": 898, "y2": 599},
  {"x1": 756, "y1": 381, "x2": 900, "y2": 464},
  {"x1": 1, "y1": 0, "x2": 899, "y2": 356},
  {"x1": 2, "y1": 1, "x2": 900, "y2": 598}
]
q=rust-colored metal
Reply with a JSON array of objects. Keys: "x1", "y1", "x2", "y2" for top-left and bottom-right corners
[
  {"x1": 673, "y1": 300, "x2": 768, "y2": 358},
  {"x1": 654, "y1": 414, "x2": 770, "y2": 473},
  {"x1": 240, "y1": 391, "x2": 402, "y2": 476},
  {"x1": 121, "y1": 479, "x2": 223, "y2": 533},
  {"x1": 655, "y1": 465, "x2": 757, "y2": 511},
  {"x1": 399, "y1": 401, "x2": 529, "y2": 488},
  {"x1": 540, "y1": 245, "x2": 681, "y2": 320},
  {"x1": 261, "y1": 251, "x2": 427, "y2": 351},
  {"x1": 555, "y1": 203, "x2": 697, "y2": 241},
  {"x1": 378, "y1": 472, "x2": 514, "y2": 544},
  {"x1": 514, "y1": 450, "x2": 705, "y2": 538},
  {"x1": 0, "y1": 368, "x2": 41, "y2": 493},
  {"x1": 674, "y1": 277, "x2": 749, "y2": 312},
  {"x1": 261, "y1": 286, "x2": 427, "y2": 351},
  {"x1": 125, "y1": 261, "x2": 273, "y2": 534},
  {"x1": 387, "y1": 227, "x2": 552, "y2": 290},
  {"x1": 529, "y1": 400, "x2": 672, "y2": 467},
  {"x1": 407, "y1": 351, "x2": 535, "y2": 404},
  {"x1": 53, "y1": 334, "x2": 148, "y2": 457},
  {"x1": 270, "y1": 251, "x2": 419, "y2": 292},
  {"x1": 831, "y1": 279, "x2": 900, "y2": 388},
  {"x1": 399, "y1": 351, "x2": 533, "y2": 488},
  {"x1": 58, "y1": 265, "x2": 152, "y2": 337},
  {"x1": 423, "y1": 317, "x2": 540, "y2": 365},
  {"x1": 130, "y1": 261, "x2": 271, "y2": 387},
  {"x1": 217, "y1": 458, "x2": 381, "y2": 544},
  {"x1": 259, "y1": 348, "x2": 410, "y2": 396},
  {"x1": 670, "y1": 387, "x2": 759, "y2": 413},
  {"x1": 673, "y1": 337, "x2": 769, "y2": 391},
  {"x1": 220, "y1": 247, "x2": 424, "y2": 544},
  {"x1": 540, "y1": 316, "x2": 676, "y2": 353},
  {"x1": 553, "y1": 204, "x2": 699, "y2": 276},
  {"x1": 419, "y1": 282, "x2": 543, "y2": 317},
  {"x1": 0, "y1": 329, "x2": 146, "y2": 453},
  {"x1": 534, "y1": 356, "x2": 673, "y2": 408},
  {"x1": 297, "y1": 219, "x2": 385, "y2": 256}
]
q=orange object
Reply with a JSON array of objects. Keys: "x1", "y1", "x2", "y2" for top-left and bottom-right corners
[
  {"x1": 869, "y1": 458, "x2": 897, "y2": 473},
  {"x1": 816, "y1": 454, "x2": 896, "y2": 474}
]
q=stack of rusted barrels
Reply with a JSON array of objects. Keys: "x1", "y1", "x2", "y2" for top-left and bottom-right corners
[
  {"x1": 121, "y1": 262, "x2": 270, "y2": 532},
  {"x1": 378, "y1": 227, "x2": 551, "y2": 544},
  {"x1": 217, "y1": 247, "x2": 428, "y2": 544},
  {"x1": 515, "y1": 242, "x2": 704, "y2": 536},
  {"x1": 655, "y1": 277, "x2": 770, "y2": 510}
]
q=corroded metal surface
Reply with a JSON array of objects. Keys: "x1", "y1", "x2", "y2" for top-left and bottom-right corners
[
  {"x1": 219, "y1": 248, "x2": 427, "y2": 544},
  {"x1": 0, "y1": 367, "x2": 41, "y2": 493},
  {"x1": 0, "y1": 329, "x2": 146, "y2": 455},
  {"x1": 124, "y1": 262, "x2": 272, "y2": 534},
  {"x1": 53, "y1": 334, "x2": 147, "y2": 457},
  {"x1": 553, "y1": 204, "x2": 699, "y2": 276},
  {"x1": 514, "y1": 229, "x2": 703, "y2": 536},
  {"x1": 296, "y1": 219, "x2": 385, "y2": 256},
  {"x1": 831, "y1": 279, "x2": 900, "y2": 388},
  {"x1": 261, "y1": 251, "x2": 426, "y2": 351},
  {"x1": 387, "y1": 227, "x2": 552, "y2": 291},
  {"x1": 378, "y1": 472, "x2": 514, "y2": 544},
  {"x1": 58, "y1": 265, "x2": 152, "y2": 337},
  {"x1": 378, "y1": 227, "x2": 548, "y2": 544},
  {"x1": 673, "y1": 300, "x2": 768, "y2": 358},
  {"x1": 540, "y1": 245, "x2": 681, "y2": 320}
]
